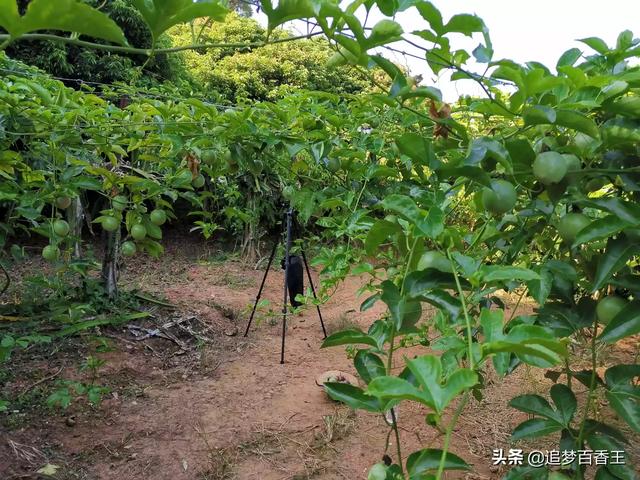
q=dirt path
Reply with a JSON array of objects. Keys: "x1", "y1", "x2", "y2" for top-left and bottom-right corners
[
  {"x1": 2, "y1": 249, "x2": 638, "y2": 479},
  {"x1": 41, "y1": 261, "x2": 513, "y2": 479}
]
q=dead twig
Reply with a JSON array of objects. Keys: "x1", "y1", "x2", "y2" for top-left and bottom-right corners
[{"x1": 18, "y1": 366, "x2": 64, "y2": 397}]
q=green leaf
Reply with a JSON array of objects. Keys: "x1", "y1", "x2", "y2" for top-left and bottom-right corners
[
  {"x1": 405, "y1": 355, "x2": 477, "y2": 413},
  {"x1": 479, "y1": 265, "x2": 540, "y2": 283},
  {"x1": 0, "y1": 0, "x2": 19, "y2": 36},
  {"x1": 376, "y1": 0, "x2": 399, "y2": 16},
  {"x1": 367, "y1": 19, "x2": 403, "y2": 48},
  {"x1": 599, "y1": 301, "x2": 640, "y2": 343},
  {"x1": 321, "y1": 329, "x2": 378, "y2": 348},
  {"x1": 404, "y1": 270, "x2": 464, "y2": 297},
  {"x1": 406, "y1": 449, "x2": 469, "y2": 477},
  {"x1": 380, "y1": 280, "x2": 422, "y2": 330},
  {"x1": 400, "y1": 85, "x2": 443, "y2": 102},
  {"x1": 523, "y1": 105, "x2": 557, "y2": 125},
  {"x1": 587, "y1": 434, "x2": 636, "y2": 480},
  {"x1": 480, "y1": 308, "x2": 510, "y2": 376},
  {"x1": 592, "y1": 237, "x2": 640, "y2": 292},
  {"x1": 509, "y1": 394, "x2": 561, "y2": 422},
  {"x1": 511, "y1": 418, "x2": 563, "y2": 440},
  {"x1": 395, "y1": 133, "x2": 438, "y2": 169},
  {"x1": 550, "y1": 384, "x2": 577, "y2": 426},
  {"x1": 360, "y1": 293, "x2": 381, "y2": 312},
  {"x1": 582, "y1": 197, "x2": 640, "y2": 224},
  {"x1": 415, "y1": 1, "x2": 443, "y2": 34},
  {"x1": 523, "y1": 106, "x2": 599, "y2": 138},
  {"x1": 367, "y1": 376, "x2": 429, "y2": 405},
  {"x1": 604, "y1": 364, "x2": 640, "y2": 433},
  {"x1": 555, "y1": 110, "x2": 600, "y2": 138},
  {"x1": 579, "y1": 36, "x2": 610, "y2": 54},
  {"x1": 324, "y1": 382, "x2": 385, "y2": 412},
  {"x1": 418, "y1": 289, "x2": 461, "y2": 318},
  {"x1": 573, "y1": 215, "x2": 632, "y2": 247},
  {"x1": 354, "y1": 350, "x2": 386, "y2": 384},
  {"x1": 368, "y1": 463, "x2": 388, "y2": 480},
  {"x1": 365, "y1": 220, "x2": 400, "y2": 255},
  {"x1": 3, "y1": 0, "x2": 128, "y2": 45},
  {"x1": 556, "y1": 48, "x2": 582, "y2": 68},
  {"x1": 380, "y1": 194, "x2": 438, "y2": 238},
  {"x1": 131, "y1": 0, "x2": 227, "y2": 41},
  {"x1": 483, "y1": 325, "x2": 567, "y2": 368},
  {"x1": 444, "y1": 14, "x2": 484, "y2": 36}
]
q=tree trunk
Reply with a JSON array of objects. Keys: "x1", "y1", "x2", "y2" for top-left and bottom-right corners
[
  {"x1": 241, "y1": 193, "x2": 261, "y2": 264},
  {"x1": 66, "y1": 196, "x2": 84, "y2": 258},
  {"x1": 101, "y1": 228, "x2": 120, "y2": 299}
]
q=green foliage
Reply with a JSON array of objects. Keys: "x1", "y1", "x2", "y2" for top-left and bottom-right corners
[
  {"x1": 4, "y1": 0, "x2": 182, "y2": 85},
  {"x1": 0, "y1": 2, "x2": 639, "y2": 479},
  {"x1": 169, "y1": 13, "x2": 376, "y2": 101}
]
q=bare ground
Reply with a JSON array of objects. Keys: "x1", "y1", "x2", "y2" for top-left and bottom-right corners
[{"x1": 1, "y1": 236, "x2": 638, "y2": 479}]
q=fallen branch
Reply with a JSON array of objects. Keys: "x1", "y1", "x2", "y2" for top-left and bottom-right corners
[
  {"x1": 18, "y1": 366, "x2": 64, "y2": 397},
  {"x1": 134, "y1": 292, "x2": 177, "y2": 308}
]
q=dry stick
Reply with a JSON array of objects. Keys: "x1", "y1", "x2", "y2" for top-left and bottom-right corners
[{"x1": 18, "y1": 365, "x2": 64, "y2": 397}]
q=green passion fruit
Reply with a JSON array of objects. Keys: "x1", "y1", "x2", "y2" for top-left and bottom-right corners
[
  {"x1": 111, "y1": 195, "x2": 128, "y2": 211},
  {"x1": 201, "y1": 150, "x2": 217, "y2": 164},
  {"x1": 326, "y1": 157, "x2": 341, "y2": 173},
  {"x1": 533, "y1": 151, "x2": 568, "y2": 185},
  {"x1": 562, "y1": 154, "x2": 582, "y2": 185},
  {"x1": 121, "y1": 241, "x2": 137, "y2": 257},
  {"x1": 596, "y1": 295, "x2": 628, "y2": 324},
  {"x1": 53, "y1": 219, "x2": 70, "y2": 237},
  {"x1": 42, "y1": 245, "x2": 60, "y2": 261},
  {"x1": 102, "y1": 216, "x2": 120, "y2": 232},
  {"x1": 557, "y1": 213, "x2": 591, "y2": 243},
  {"x1": 150, "y1": 209, "x2": 167, "y2": 226},
  {"x1": 481, "y1": 179, "x2": 517, "y2": 215},
  {"x1": 192, "y1": 174, "x2": 206, "y2": 189},
  {"x1": 131, "y1": 224, "x2": 147, "y2": 241},
  {"x1": 55, "y1": 196, "x2": 72, "y2": 210}
]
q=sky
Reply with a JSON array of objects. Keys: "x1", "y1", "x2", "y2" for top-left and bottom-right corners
[{"x1": 255, "y1": 0, "x2": 640, "y2": 101}]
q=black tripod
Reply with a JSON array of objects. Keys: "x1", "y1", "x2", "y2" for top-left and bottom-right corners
[{"x1": 243, "y1": 205, "x2": 327, "y2": 363}]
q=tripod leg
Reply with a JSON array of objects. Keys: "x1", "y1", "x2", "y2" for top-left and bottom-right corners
[
  {"x1": 244, "y1": 242, "x2": 278, "y2": 337},
  {"x1": 300, "y1": 250, "x2": 327, "y2": 339},
  {"x1": 281, "y1": 209, "x2": 293, "y2": 364}
]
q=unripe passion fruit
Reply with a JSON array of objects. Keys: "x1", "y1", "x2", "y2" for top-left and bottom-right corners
[
  {"x1": 557, "y1": 213, "x2": 591, "y2": 243},
  {"x1": 596, "y1": 295, "x2": 628, "y2": 324},
  {"x1": 481, "y1": 180, "x2": 517, "y2": 215},
  {"x1": 111, "y1": 195, "x2": 128, "y2": 211},
  {"x1": 150, "y1": 209, "x2": 167, "y2": 226},
  {"x1": 282, "y1": 185, "x2": 295, "y2": 201},
  {"x1": 562, "y1": 154, "x2": 582, "y2": 185},
  {"x1": 102, "y1": 216, "x2": 120, "y2": 232},
  {"x1": 192, "y1": 174, "x2": 206, "y2": 189},
  {"x1": 42, "y1": 245, "x2": 60, "y2": 261},
  {"x1": 53, "y1": 219, "x2": 70, "y2": 237},
  {"x1": 55, "y1": 196, "x2": 72, "y2": 210},
  {"x1": 131, "y1": 224, "x2": 147, "y2": 241},
  {"x1": 326, "y1": 157, "x2": 341, "y2": 173},
  {"x1": 121, "y1": 241, "x2": 137, "y2": 257},
  {"x1": 201, "y1": 150, "x2": 217, "y2": 164},
  {"x1": 533, "y1": 151, "x2": 568, "y2": 185}
]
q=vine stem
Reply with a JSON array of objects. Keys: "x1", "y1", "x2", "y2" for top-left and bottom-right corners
[
  {"x1": 384, "y1": 236, "x2": 420, "y2": 476},
  {"x1": 436, "y1": 392, "x2": 470, "y2": 480},
  {"x1": 446, "y1": 248, "x2": 474, "y2": 369},
  {"x1": 0, "y1": 31, "x2": 327, "y2": 54},
  {"x1": 575, "y1": 314, "x2": 599, "y2": 478}
]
